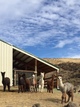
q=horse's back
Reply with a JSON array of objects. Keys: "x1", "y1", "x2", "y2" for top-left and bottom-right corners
[
  {"x1": 20, "y1": 77, "x2": 25, "y2": 85},
  {"x1": 4, "y1": 77, "x2": 10, "y2": 85},
  {"x1": 64, "y1": 82, "x2": 74, "y2": 92}
]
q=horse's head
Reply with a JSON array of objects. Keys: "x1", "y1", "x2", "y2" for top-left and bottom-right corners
[
  {"x1": 32, "y1": 74, "x2": 35, "y2": 78},
  {"x1": 58, "y1": 75, "x2": 62, "y2": 81},
  {"x1": 1, "y1": 72, "x2": 5, "y2": 77},
  {"x1": 41, "y1": 72, "x2": 44, "y2": 78}
]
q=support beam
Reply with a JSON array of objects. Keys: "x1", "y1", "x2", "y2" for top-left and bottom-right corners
[
  {"x1": 34, "y1": 59, "x2": 37, "y2": 73},
  {"x1": 34, "y1": 59, "x2": 37, "y2": 86},
  {"x1": 14, "y1": 70, "x2": 16, "y2": 86}
]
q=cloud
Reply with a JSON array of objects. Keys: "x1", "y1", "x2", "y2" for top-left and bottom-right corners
[
  {"x1": 65, "y1": 54, "x2": 80, "y2": 58},
  {"x1": 55, "y1": 37, "x2": 80, "y2": 48},
  {"x1": 0, "y1": 0, "x2": 43, "y2": 21},
  {"x1": 0, "y1": 0, "x2": 80, "y2": 57}
]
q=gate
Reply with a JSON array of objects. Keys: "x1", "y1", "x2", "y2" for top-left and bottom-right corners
[{"x1": 13, "y1": 70, "x2": 34, "y2": 86}]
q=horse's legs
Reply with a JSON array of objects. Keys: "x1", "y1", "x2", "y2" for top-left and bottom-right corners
[
  {"x1": 33, "y1": 85, "x2": 35, "y2": 92},
  {"x1": 39, "y1": 85, "x2": 41, "y2": 92},
  {"x1": 8, "y1": 84, "x2": 10, "y2": 91},
  {"x1": 64, "y1": 95, "x2": 66, "y2": 103},
  {"x1": 40, "y1": 85, "x2": 43, "y2": 92},
  {"x1": 47, "y1": 87, "x2": 50, "y2": 93},
  {"x1": 47, "y1": 85, "x2": 48, "y2": 92},
  {"x1": 71, "y1": 91, "x2": 73, "y2": 102},
  {"x1": 52, "y1": 89, "x2": 53, "y2": 93},
  {"x1": 3, "y1": 85, "x2": 6, "y2": 91},
  {"x1": 34, "y1": 84, "x2": 37, "y2": 92},
  {"x1": 67, "y1": 90, "x2": 73, "y2": 102},
  {"x1": 52, "y1": 87, "x2": 53, "y2": 93},
  {"x1": 71, "y1": 95, "x2": 73, "y2": 102},
  {"x1": 47, "y1": 88, "x2": 48, "y2": 92},
  {"x1": 33, "y1": 84, "x2": 37, "y2": 92},
  {"x1": 49, "y1": 89, "x2": 50, "y2": 93},
  {"x1": 21, "y1": 85, "x2": 22, "y2": 92},
  {"x1": 23, "y1": 84, "x2": 26, "y2": 92},
  {"x1": 61, "y1": 93, "x2": 66, "y2": 103},
  {"x1": 67, "y1": 92, "x2": 70, "y2": 102},
  {"x1": 18, "y1": 85, "x2": 20, "y2": 93},
  {"x1": 21, "y1": 85, "x2": 23, "y2": 92},
  {"x1": 41, "y1": 84, "x2": 44, "y2": 92},
  {"x1": 67, "y1": 95, "x2": 70, "y2": 102}
]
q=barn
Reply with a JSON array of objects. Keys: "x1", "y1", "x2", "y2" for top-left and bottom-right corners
[{"x1": 0, "y1": 39, "x2": 59, "y2": 87}]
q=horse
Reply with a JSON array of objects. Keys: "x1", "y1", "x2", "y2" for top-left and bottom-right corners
[
  {"x1": 39, "y1": 72, "x2": 44, "y2": 92},
  {"x1": 47, "y1": 74, "x2": 54, "y2": 93},
  {"x1": 30, "y1": 74, "x2": 37, "y2": 92},
  {"x1": 1, "y1": 72, "x2": 10, "y2": 91},
  {"x1": 58, "y1": 76, "x2": 74, "y2": 103},
  {"x1": 18, "y1": 73, "x2": 26, "y2": 93},
  {"x1": 22, "y1": 73, "x2": 30, "y2": 92}
]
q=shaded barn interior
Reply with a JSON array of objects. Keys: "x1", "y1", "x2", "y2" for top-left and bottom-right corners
[
  {"x1": 0, "y1": 39, "x2": 59, "y2": 87},
  {"x1": 13, "y1": 48, "x2": 59, "y2": 88}
]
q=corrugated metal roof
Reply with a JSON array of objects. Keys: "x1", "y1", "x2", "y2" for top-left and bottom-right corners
[
  {"x1": 0, "y1": 39, "x2": 59, "y2": 73},
  {"x1": 13, "y1": 46, "x2": 59, "y2": 71}
]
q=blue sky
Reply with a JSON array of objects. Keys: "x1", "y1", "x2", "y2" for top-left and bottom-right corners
[{"x1": 0, "y1": 0, "x2": 80, "y2": 58}]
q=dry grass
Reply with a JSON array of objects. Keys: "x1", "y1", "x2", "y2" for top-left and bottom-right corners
[
  {"x1": 0, "y1": 86, "x2": 80, "y2": 107},
  {"x1": 44, "y1": 58, "x2": 80, "y2": 86},
  {"x1": 43, "y1": 58, "x2": 80, "y2": 64}
]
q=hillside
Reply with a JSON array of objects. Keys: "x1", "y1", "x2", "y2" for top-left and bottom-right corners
[
  {"x1": 43, "y1": 58, "x2": 80, "y2": 64},
  {"x1": 43, "y1": 58, "x2": 80, "y2": 86}
]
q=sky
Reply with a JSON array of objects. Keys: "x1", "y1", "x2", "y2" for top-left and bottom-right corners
[{"x1": 0, "y1": 0, "x2": 80, "y2": 58}]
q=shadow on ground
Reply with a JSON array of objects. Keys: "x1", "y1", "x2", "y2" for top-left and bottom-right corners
[{"x1": 44, "y1": 98, "x2": 61, "y2": 103}]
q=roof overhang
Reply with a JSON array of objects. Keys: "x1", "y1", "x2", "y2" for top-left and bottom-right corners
[{"x1": 13, "y1": 46, "x2": 59, "y2": 74}]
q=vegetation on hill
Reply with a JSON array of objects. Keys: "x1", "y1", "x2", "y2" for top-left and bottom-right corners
[{"x1": 43, "y1": 58, "x2": 80, "y2": 86}]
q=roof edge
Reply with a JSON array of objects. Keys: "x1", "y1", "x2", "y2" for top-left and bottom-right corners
[{"x1": 0, "y1": 39, "x2": 59, "y2": 71}]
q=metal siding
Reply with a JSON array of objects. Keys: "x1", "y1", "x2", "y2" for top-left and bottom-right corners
[{"x1": 0, "y1": 41, "x2": 13, "y2": 86}]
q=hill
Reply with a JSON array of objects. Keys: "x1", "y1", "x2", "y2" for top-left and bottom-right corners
[
  {"x1": 43, "y1": 58, "x2": 80, "y2": 86},
  {"x1": 43, "y1": 58, "x2": 80, "y2": 64}
]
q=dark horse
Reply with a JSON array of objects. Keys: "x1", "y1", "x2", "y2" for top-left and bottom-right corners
[
  {"x1": 22, "y1": 73, "x2": 30, "y2": 92},
  {"x1": 18, "y1": 73, "x2": 31, "y2": 92},
  {"x1": 47, "y1": 74, "x2": 54, "y2": 93},
  {"x1": 1, "y1": 72, "x2": 10, "y2": 91},
  {"x1": 18, "y1": 73, "x2": 26, "y2": 93}
]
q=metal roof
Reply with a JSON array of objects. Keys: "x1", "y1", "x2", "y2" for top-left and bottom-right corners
[
  {"x1": 0, "y1": 39, "x2": 59, "y2": 74},
  {"x1": 13, "y1": 46, "x2": 59, "y2": 74}
]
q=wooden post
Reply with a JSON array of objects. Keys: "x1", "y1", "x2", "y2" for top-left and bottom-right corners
[
  {"x1": 34, "y1": 59, "x2": 37, "y2": 92},
  {"x1": 34, "y1": 59, "x2": 37, "y2": 81},
  {"x1": 56, "y1": 69, "x2": 59, "y2": 89},
  {"x1": 34, "y1": 59, "x2": 37, "y2": 74},
  {"x1": 14, "y1": 70, "x2": 16, "y2": 86}
]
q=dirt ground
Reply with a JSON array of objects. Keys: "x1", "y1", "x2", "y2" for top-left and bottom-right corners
[{"x1": 0, "y1": 86, "x2": 80, "y2": 107}]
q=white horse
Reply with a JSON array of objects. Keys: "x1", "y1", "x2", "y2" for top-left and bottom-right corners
[{"x1": 39, "y1": 72, "x2": 44, "y2": 92}]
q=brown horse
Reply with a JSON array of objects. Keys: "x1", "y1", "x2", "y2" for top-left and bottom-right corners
[
  {"x1": 30, "y1": 74, "x2": 37, "y2": 92},
  {"x1": 1, "y1": 72, "x2": 10, "y2": 91},
  {"x1": 47, "y1": 74, "x2": 54, "y2": 93}
]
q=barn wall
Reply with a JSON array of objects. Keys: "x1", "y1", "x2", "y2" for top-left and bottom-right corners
[{"x1": 0, "y1": 41, "x2": 13, "y2": 86}]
